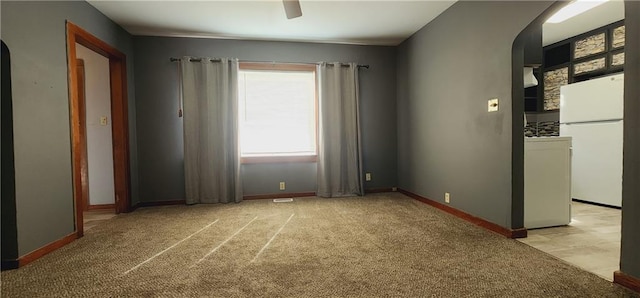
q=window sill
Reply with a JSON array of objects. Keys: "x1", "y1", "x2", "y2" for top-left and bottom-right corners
[{"x1": 241, "y1": 155, "x2": 317, "y2": 164}]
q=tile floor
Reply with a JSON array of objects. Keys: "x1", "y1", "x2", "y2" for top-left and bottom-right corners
[
  {"x1": 518, "y1": 201, "x2": 621, "y2": 281},
  {"x1": 83, "y1": 209, "x2": 117, "y2": 231}
]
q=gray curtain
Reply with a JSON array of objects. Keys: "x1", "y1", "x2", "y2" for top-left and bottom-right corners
[
  {"x1": 180, "y1": 57, "x2": 242, "y2": 204},
  {"x1": 317, "y1": 62, "x2": 363, "y2": 197}
]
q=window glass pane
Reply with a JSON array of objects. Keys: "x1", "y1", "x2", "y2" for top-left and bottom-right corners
[{"x1": 239, "y1": 70, "x2": 316, "y2": 156}]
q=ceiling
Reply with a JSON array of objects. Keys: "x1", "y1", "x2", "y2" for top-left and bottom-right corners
[
  {"x1": 542, "y1": 1, "x2": 625, "y2": 46},
  {"x1": 88, "y1": 0, "x2": 625, "y2": 47},
  {"x1": 87, "y1": 0, "x2": 457, "y2": 46}
]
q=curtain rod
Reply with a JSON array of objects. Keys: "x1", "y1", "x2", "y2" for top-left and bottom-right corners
[{"x1": 169, "y1": 57, "x2": 369, "y2": 69}]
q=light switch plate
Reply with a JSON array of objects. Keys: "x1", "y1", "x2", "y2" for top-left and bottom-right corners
[{"x1": 488, "y1": 98, "x2": 499, "y2": 112}]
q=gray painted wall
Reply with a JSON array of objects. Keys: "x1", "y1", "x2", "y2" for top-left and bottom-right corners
[
  {"x1": 133, "y1": 37, "x2": 397, "y2": 201},
  {"x1": 0, "y1": 1, "x2": 138, "y2": 256},
  {"x1": 396, "y1": 1, "x2": 553, "y2": 228},
  {"x1": 621, "y1": 0, "x2": 640, "y2": 281}
]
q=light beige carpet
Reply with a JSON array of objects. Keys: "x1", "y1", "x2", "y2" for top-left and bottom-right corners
[{"x1": 2, "y1": 193, "x2": 637, "y2": 297}]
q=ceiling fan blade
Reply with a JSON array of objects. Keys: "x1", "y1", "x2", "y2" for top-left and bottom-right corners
[{"x1": 283, "y1": 0, "x2": 302, "y2": 19}]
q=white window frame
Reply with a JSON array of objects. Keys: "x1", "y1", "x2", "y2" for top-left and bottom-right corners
[{"x1": 238, "y1": 62, "x2": 318, "y2": 164}]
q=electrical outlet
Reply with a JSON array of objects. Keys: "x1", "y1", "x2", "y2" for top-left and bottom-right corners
[
  {"x1": 445, "y1": 192, "x2": 450, "y2": 203},
  {"x1": 100, "y1": 116, "x2": 108, "y2": 126},
  {"x1": 279, "y1": 182, "x2": 285, "y2": 190},
  {"x1": 392, "y1": 187, "x2": 397, "y2": 192},
  {"x1": 365, "y1": 173, "x2": 371, "y2": 181}
]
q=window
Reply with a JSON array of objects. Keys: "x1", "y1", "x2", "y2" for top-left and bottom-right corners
[{"x1": 238, "y1": 63, "x2": 317, "y2": 163}]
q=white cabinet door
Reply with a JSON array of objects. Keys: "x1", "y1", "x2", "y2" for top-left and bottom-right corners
[
  {"x1": 560, "y1": 121, "x2": 623, "y2": 207},
  {"x1": 524, "y1": 138, "x2": 572, "y2": 229}
]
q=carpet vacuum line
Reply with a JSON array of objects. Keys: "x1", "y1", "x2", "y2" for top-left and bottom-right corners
[
  {"x1": 250, "y1": 213, "x2": 295, "y2": 263},
  {"x1": 192, "y1": 216, "x2": 259, "y2": 266},
  {"x1": 122, "y1": 218, "x2": 220, "y2": 275}
]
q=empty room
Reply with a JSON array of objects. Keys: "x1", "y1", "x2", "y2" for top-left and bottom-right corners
[{"x1": 1, "y1": 0, "x2": 639, "y2": 297}]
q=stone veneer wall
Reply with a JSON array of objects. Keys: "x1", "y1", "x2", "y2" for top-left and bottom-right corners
[
  {"x1": 612, "y1": 52, "x2": 625, "y2": 66},
  {"x1": 574, "y1": 32, "x2": 606, "y2": 59},
  {"x1": 543, "y1": 68, "x2": 568, "y2": 110},
  {"x1": 574, "y1": 57, "x2": 606, "y2": 75},
  {"x1": 612, "y1": 25, "x2": 625, "y2": 48}
]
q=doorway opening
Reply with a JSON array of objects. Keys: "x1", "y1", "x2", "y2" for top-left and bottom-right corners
[
  {"x1": 66, "y1": 22, "x2": 131, "y2": 237},
  {"x1": 75, "y1": 55, "x2": 118, "y2": 231}
]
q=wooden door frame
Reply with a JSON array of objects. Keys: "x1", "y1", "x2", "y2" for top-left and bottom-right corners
[
  {"x1": 75, "y1": 59, "x2": 90, "y2": 212},
  {"x1": 66, "y1": 22, "x2": 131, "y2": 237}
]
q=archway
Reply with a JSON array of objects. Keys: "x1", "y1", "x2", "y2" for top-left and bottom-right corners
[{"x1": 511, "y1": 1, "x2": 637, "y2": 288}]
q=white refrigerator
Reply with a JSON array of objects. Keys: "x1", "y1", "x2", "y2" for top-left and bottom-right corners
[{"x1": 559, "y1": 73, "x2": 624, "y2": 207}]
